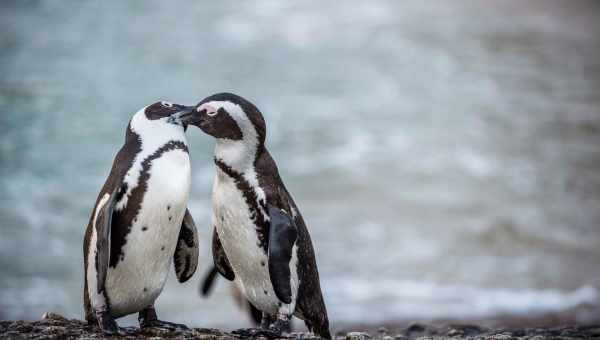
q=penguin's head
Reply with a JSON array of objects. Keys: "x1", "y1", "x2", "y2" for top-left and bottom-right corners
[
  {"x1": 190, "y1": 93, "x2": 266, "y2": 146},
  {"x1": 143, "y1": 101, "x2": 196, "y2": 128}
]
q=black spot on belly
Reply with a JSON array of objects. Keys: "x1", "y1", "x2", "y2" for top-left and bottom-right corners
[
  {"x1": 264, "y1": 290, "x2": 268, "y2": 295},
  {"x1": 167, "y1": 205, "x2": 170, "y2": 211},
  {"x1": 168, "y1": 216, "x2": 172, "y2": 221},
  {"x1": 143, "y1": 287, "x2": 148, "y2": 292},
  {"x1": 141, "y1": 226, "x2": 148, "y2": 231},
  {"x1": 161, "y1": 246, "x2": 165, "y2": 251},
  {"x1": 109, "y1": 138, "x2": 189, "y2": 268},
  {"x1": 261, "y1": 261, "x2": 265, "y2": 267}
]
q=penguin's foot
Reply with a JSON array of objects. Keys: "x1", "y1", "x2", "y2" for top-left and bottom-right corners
[
  {"x1": 260, "y1": 312, "x2": 276, "y2": 329},
  {"x1": 231, "y1": 327, "x2": 282, "y2": 338},
  {"x1": 268, "y1": 318, "x2": 291, "y2": 335},
  {"x1": 139, "y1": 305, "x2": 188, "y2": 331},
  {"x1": 95, "y1": 310, "x2": 119, "y2": 336},
  {"x1": 140, "y1": 319, "x2": 189, "y2": 331}
]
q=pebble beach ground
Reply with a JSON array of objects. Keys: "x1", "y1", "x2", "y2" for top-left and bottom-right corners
[{"x1": 2, "y1": 310, "x2": 600, "y2": 340}]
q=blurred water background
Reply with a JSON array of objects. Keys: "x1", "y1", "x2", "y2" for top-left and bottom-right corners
[{"x1": 1, "y1": 0, "x2": 600, "y2": 329}]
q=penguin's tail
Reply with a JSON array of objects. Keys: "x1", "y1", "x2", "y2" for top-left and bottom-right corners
[
  {"x1": 315, "y1": 326, "x2": 332, "y2": 340},
  {"x1": 247, "y1": 301, "x2": 262, "y2": 325},
  {"x1": 200, "y1": 266, "x2": 219, "y2": 296},
  {"x1": 305, "y1": 315, "x2": 331, "y2": 340}
]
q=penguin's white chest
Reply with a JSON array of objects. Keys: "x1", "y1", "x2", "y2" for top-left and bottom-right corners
[
  {"x1": 212, "y1": 174, "x2": 297, "y2": 314},
  {"x1": 106, "y1": 149, "x2": 191, "y2": 318}
]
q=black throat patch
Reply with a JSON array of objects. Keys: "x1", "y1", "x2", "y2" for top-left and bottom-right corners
[
  {"x1": 214, "y1": 158, "x2": 270, "y2": 253},
  {"x1": 109, "y1": 140, "x2": 189, "y2": 268}
]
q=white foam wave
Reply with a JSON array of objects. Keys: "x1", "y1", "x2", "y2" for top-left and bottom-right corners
[{"x1": 326, "y1": 277, "x2": 599, "y2": 323}]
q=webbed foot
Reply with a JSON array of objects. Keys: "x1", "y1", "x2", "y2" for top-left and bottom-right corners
[
  {"x1": 138, "y1": 305, "x2": 189, "y2": 331},
  {"x1": 269, "y1": 318, "x2": 291, "y2": 335},
  {"x1": 140, "y1": 319, "x2": 189, "y2": 330},
  {"x1": 95, "y1": 310, "x2": 119, "y2": 336}
]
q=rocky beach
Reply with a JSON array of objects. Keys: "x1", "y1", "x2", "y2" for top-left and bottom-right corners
[{"x1": 3, "y1": 307, "x2": 600, "y2": 340}]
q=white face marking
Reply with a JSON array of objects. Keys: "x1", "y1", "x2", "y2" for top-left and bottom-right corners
[
  {"x1": 160, "y1": 101, "x2": 173, "y2": 108},
  {"x1": 115, "y1": 107, "x2": 188, "y2": 211},
  {"x1": 202, "y1": 100, "x2": 260, "y2": 171}
]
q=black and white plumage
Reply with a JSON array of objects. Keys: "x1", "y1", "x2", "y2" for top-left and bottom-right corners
[
  {"x1": 188, "y1": 93, "x2": 331, "y2": 339},
  {"x1": 83, "y1": 101, "x2": 199, "y2": 335}
]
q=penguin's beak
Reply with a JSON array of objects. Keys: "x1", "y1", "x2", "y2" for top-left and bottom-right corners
[{"x1": 168, "y1": 106, "x2": 197, "y2": 127}]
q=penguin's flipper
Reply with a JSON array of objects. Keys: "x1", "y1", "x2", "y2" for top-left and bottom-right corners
[
  {"x1": 212, "y1": 228, "x2": 235, "y2": 281},
  {"x1": 267, "y1": 204, "x2": 298, "y2": 305},
  {"x1": 174, "y1": 209, "x2": 199, "y2": 283},
  {"x1": 94, "y1": 186, "x2": 120, "y2": 296}
]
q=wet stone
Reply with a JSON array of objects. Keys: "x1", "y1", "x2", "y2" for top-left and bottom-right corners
[
  {"x1": 406, "y1": 323, "x2": 426, "y2": 334},
  {"x1": 346, "y1": 332, "x2": 372, "y2": 340},
  {"x1": 447, "y1": 328, "x2": 462, "y2": 337}
]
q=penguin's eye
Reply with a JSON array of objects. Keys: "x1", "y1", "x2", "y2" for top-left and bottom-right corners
[
  {"x1": 161, "y1": 101, "x2": 173, "y2": 108},
  {"x1": 207, "y1": 109, "x2": 219, "y2": 117}
]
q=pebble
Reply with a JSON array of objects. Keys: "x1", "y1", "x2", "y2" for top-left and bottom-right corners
[
  {"x1": 346, "y1": 331, "x2": 372, "y2": 340},
  {"x1": 41, "y1": 312, "x2": 67, "y2": 321},
  {"x1": 377, "y1": 327, "x2": 388, "y2": 335}
]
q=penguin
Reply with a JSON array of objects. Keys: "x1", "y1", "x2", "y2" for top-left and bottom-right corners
[
  {"x1": 187, "y1": 93, "x2": 331, "y2": 339},
  {"x1": 83, "y1": 101, "x2": 200, "y2": 335}
]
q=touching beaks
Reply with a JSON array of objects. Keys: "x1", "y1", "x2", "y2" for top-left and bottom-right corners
[{"x1": 168, "y1": 106, "x2": 197, "y2": 126}]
